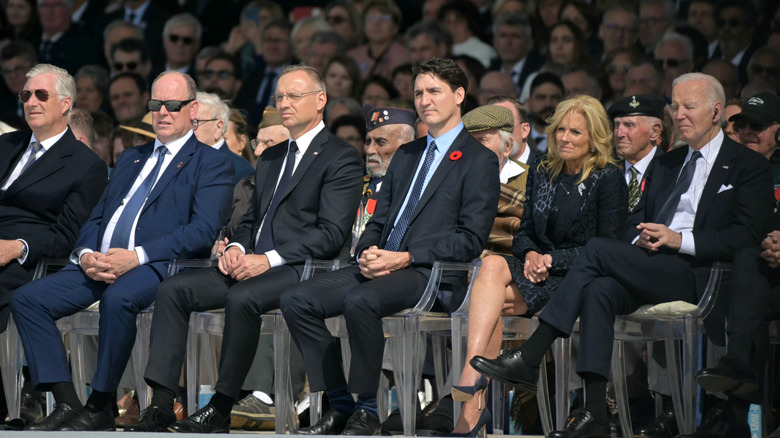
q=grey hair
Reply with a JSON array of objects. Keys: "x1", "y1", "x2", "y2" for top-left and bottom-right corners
[
  {"x1": 309, "y1": 31, "x2": 347, "y2": 54},
  {"x1": 68, "y1": 108, "x2": 95, "y2": 147},
  {"x1": 398, "y1": 123, "x2": 416, "y2": 144},
  {"x1": 196, "y1": 91, "x2": 230, "y2": 136},
  {"x1": 75, "y1": 64, "x2": 110, "y2": 100},
  {"x1": 602, "y1": 6, "x2": 638, "y2": 28},
  {"x1": 655, "y1": 32, "x2": 694, "y2": 63},
  {"x1": 152, "y1": 71, "x2": 198, "y2": 100},
  {"x1": 292, "y1": 17, "x2": 331, "y2": 45},
  {"x1": 492, "y1": 13, "x2": 533, "y2": 40},
  {"x1": 406, "y1": 20, "x2": 453, "y2": 49},
  {"x1": 640, "y1": 0, "x2": 676, "y2": 21},
  {"x1": 103, "y1": 19, "x2": 143, "y2": 42},
  {"x1": 163, "y1": 13, "x2": 203, "y2": 41},
  {"x1": 498, "y1": 129, "x2": 519, "y2": 158},
  {"x1": 280, "y1": 64, "x2": 327, "y2": 93},
  {"x1": 26, "y1": 63, "x2": 75, "y2": 119},
  {"x1": 672, "y1": 72, "x2": 726, "y2": 120}
]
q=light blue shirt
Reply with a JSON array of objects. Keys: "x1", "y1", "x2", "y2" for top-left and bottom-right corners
[{"x1": 391, "y1": 123, "x2": 463, "y2": 229}]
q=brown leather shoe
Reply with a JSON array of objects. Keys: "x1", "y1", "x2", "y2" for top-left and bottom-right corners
[
  {"x1": 173, "y1": 401, "x2": 187, "y2": 421},
  {"x1": 115, "y1": 395, "x2": 140, "y2": 427}
]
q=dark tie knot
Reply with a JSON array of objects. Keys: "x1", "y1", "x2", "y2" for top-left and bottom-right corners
[{"x1": 289, "y1": 141, "x2": 298, "y2": 154}]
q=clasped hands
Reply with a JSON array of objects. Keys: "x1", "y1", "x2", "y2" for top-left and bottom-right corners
[
  {"x1": 218, "y1": 246, "x2": 270, "y2": 281},
  {"x1": 635, "y1": 222, "x2": 682, "y2": 251},
  {"x1": 358, "y1": 245, "x2": 412, "y2": 279},
  {"x1": 524, "y1": 251, "x2": 552, "y2": 283},
  {"x1": 761, "y1": 230, "x2": 780, "y2": 268},
  {"x1": 80, "y1": 248, "x2": 140, "y2": 283}
]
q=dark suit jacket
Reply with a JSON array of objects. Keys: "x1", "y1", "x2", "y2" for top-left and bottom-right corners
[
  {"x1": 490, "y1": 50, "x2": 545, "y2": 91},
  {"x1": 231, "y1": 126, "x2": 363, "y2": 266},
  {"x1": 217, "y1": 141, "x2": 254, "y2": 186},
  {"x1": 354, "y1": 127, "x2": 500, "y2": 311},
  {"x1": 100, "y1": 3, "x2": 172, "y2": 67},
  {"x1": 514, "y1": 163, "x2": 628, "y2": 275},
  {"x1": 625, "y1": 136, "x2": 773, "y2": 344},
  {"x1": 73, "y1": 134, "x2": 234, "y2": 278},
  {"x1": 27, "y1": 27, "x2": 102, "y2": 75},
  {"x1": 0, "y1": 128, "x2": 107, "y2": 328}
]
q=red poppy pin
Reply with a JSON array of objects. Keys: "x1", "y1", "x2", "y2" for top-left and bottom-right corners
[
  {"x1": 775, "y1": 186, "x2": 780, "y2": 202},
  {"x1": 449, "y1": 151, "x2": 462, "y2": 161}
]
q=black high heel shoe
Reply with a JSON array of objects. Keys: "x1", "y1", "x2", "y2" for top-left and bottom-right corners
[
  {"x1": 452, "y1": 375, "x2": 488, "y2": 403},
  {"x1": 450, "y1": 407, "x2": 491, "y2": 437}
]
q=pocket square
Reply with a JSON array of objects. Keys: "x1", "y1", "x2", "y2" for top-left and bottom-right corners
[{"x1": 717, "y1": 184, "x2": 733, "y2": 193}]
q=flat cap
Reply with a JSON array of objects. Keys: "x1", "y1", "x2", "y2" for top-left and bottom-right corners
[
  {"x1": 729, "y1": 92, "x2": 780, "y2": 126},
  {"x1": 257, "y1": 106, "x2": 281, "y2": 130},
  {"x1": 608, "y1": 93, "x2": 666, "y2": 120},
  {"x1": 463, "y1": 105, "x2": 514, "y2": 133},
  {"x1": 366, "y1": 107, "x2": 417, "y2": 132}
]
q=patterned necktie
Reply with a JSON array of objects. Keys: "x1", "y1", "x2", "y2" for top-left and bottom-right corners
[
  {"x1": 255, "y1": 141, "x2": 298, "y2": 253},
  {"x1": 655, "y1": 150, "x2": 702, "y2": 226},
  {"x1": 627, "y1": 166, "x2": 640, "y2": 212},
  {"x1": 21, "y1": 141, "x2": 42, "y2": 174},
  {"x1": 110, "y1": 146, "x2": 168, "y2": 249},
  {"x1": 384, "y1": 141, "x2": 438, "y2": 252}
]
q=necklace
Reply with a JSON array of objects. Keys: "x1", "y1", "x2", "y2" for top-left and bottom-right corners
[{"x1": 559, "y1": 181, "x2": 571, "y2": 195}]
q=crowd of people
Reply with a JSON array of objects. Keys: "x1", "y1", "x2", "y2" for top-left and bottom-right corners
[{"x1": 1, "y1": 0, "x2": 780, "y2": 437}]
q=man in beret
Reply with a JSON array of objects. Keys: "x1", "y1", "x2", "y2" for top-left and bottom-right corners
[
  {"x1": 351, "y1": 107, "x2": 417, "y2": 256},
  {"x1": 609, "y1": 94, "x2": 666, "y2": 213},
  {"x1": 729, "y1": 93, "x2": 780, "y2": 177}
]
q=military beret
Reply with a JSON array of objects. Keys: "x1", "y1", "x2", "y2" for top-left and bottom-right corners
[
  {"x1": 257, "y1": 106, "x2": 281, "y2": 130},
  {"x1": 366, "y1": 107, "x2": 417, "y2": 132},
  {"x1": 463, "y1": 105, "x2": 514, "y2": 133},
  {"x1": 608, "y1": 93, "x2": 667, "y2": 120},
  {"x1": 729, "y1": 92, "x2": 780, "y2": 126}
]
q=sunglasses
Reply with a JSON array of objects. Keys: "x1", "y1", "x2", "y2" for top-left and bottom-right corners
[
  {"x1": 607, "y1": 64, "x2": 631, "y2": 74},
  {"x1": 750, "y1": 64, "x2": 780, "y2": 76},
  {"x1": 655, "y1": 58, "x2": 685, "y2": 68},
  {"x1": 733, "y1": 119, "x2": 774, "y2": 132},
  {"x1": 716, "y1": 18, "x2": 742, "y2": 28},
  {"x1": 147, "y1": 99, "x2": 195, "y2": 112},
  {"x1": 18, "y1": 89, "x2": 62, "y2": 103},
  {"x1": 200, "y1": 70, "x2": 234, "y2": 80},
  {"x1": 113, "y1": 61, "x2": 139, "y2": 71},
  {"x1": 168, "y1": 34, "x2": 195, "y2": 45}
]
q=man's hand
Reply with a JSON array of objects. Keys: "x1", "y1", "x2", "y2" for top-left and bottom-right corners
[
  {"x1": 761, "y1": 231, "x2": 780, "y2": 267},
  {"x1": 358, "y1": 245, "x2": 412, "y2": 279},
  {"x1": 0, "y1": 239, "x2": 23, "y2": 267},
  {"x1": 229, "y1": 254, "x2": 271, "y2": 281},
  {"x1": 102, "y1": 248, "x2": 140, "y2": 280},
  {"x1": 523, "y1": 251, "x2": 552, "y2": 283},
  {"x1": 635, "y1": 222, "x2": 682, "y2": 251},
  {"x1": 212, "y1": 237, "x2": 229, "y2": 258},
  {"x1": 80, "y1": 251, "x2": 116, "y2": 283},
  {"x1": 218, "y1": 246, "x2": 244, "y2": 275}
]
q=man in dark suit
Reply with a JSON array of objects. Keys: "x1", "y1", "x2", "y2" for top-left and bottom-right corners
[
  {"x1": 0, "y1": 63, "x2": 107, "y2": 333},
  {"x1": 489, "y1": 13, "x2": 544, "y2": 95},
  {"x1": 129, "y1": 65, "x2": 363, "y2": 433},
  {"x1": 471, "y1": 72, "x2": 773, "y2": 438},
  {"x1": 280, "y1": 58, "x2": 500, "y2": 436},
  {"x1": 10, "y1": 71, "x2": 235, "y2": 431},
  {"x1": 193, "y1": 91, "x2": 254, "y2": 186},
  {"x1": 27, "y1": 0, "x2": 102, "y2": 74}
]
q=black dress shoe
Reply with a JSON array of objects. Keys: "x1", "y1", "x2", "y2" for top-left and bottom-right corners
[
  {"x1": 674, "y1": 402, "x2": 749, "y2": 438},
  {"x1": 343, "y1": 408, "x2": 381, "y2": 435},
  {"x1": 469, "y1": 348, "x2": 539, "y2": 393},
  {"x1": 548, "y1": 409, "x2": 610, "y2": 438},
  {"x1": 696, "y1": 355, "x2": 758, "y2": 396},
  {"x1": 634, "y1": 407, "x2": 678, "y2": 438},
  {"x1": 57, "y1": 404, "x2": 116, "y2": 431},
  {"x1": 168, "y1": 404, "x2": 230, "y2": 433},
  {"x1": 416, "y1": 395, "x2": 454, "y2": 436},
  {"x1": 298, "y1": 409, "x2": 351, "y2": 435},
  {"x1": 124, "y1": 405, "x2": 178, "y2": 432},
  {"x1": 26, "y1": 402, "x2": 79, "y2": 431},
  {"x1": 380, "y1": 400, "x2": 423, "y2": 435},
  {"x1": 19, "y1": 390, "x2": 44, "y2": 425}
]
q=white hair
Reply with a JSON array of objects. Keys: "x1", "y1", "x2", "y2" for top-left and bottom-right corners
[
  {"x1": 163, "y1": 13, "x2": 203, "y2": 41},
  {"x1": 672, "y1": 72, "x2": 726, "y2": 122},
  {"x1": 498, "y1": 129, "x2": 519, "y2": 157},
  {"x1": 196, "y1": 91, "x2": 230, "y2": 136},
  {"x1": 26, "y1": 63, "x2": 75, "y2": 119}
]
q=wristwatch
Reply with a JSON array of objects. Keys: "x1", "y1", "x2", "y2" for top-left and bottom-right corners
[{"x1": 18, "y1": 240, "x2": 28, "y2": 260}]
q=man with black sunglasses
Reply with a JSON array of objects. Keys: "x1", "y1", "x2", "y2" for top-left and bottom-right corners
[
  {"x1": 199, "y1": 52, "x2": 243, "y2": 101},
  {"x1": 110, "y1": 38, "x2": 153, "y2": 85},
  {"x1": 151, "y1": 13, "x2": 201, "y2": 84},
  {"x1": 11, "y1": 70, "x2": 235, "y2": 431}
]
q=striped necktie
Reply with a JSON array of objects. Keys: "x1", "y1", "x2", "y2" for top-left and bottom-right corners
[{"x1": 627, "y1": 166, "x2": 640, "y2": 212}]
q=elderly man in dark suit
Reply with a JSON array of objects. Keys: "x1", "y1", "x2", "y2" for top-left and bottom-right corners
[
  {"x1": 472, "y1": 72, "x2": 773, "y2": 438},
  {"x1": 130, "y1": 65, "x2": 364, "y2": 434},
  {"x1": 11, "y1": 70, "x2": 235, "y2": 431},
  {"x1": 0, "y1": 63, "x2": 107, "y2": 331},
  {"x1": 280, "y1": 57, "x2": 500, "y2": 436}
]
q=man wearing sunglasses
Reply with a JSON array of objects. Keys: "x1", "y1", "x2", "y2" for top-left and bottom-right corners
[
  {"x1": 110, "y1": 38, "x2": 153, "y2": 85},
  {"x1": 151, "y1": 13, "x2": 201, "y2": 83},
  {"x1": 654, "y1": 32, "x2": 694, "y2": 101},
  {"x1": 11, "y1": 70, "x2": 235, "y2": 431},
  {"x1": 199, "y1": 52, "x2": 243, "y2": 102},
  {"x1": 133, "y1": 65, "x2": 363, "y2": 433},
  {"x1": 0, "y1": 62, "x2": 106, "y2": 346}
]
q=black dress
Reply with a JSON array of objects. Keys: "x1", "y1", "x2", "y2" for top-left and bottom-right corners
[{"x1": 503, "y1": 162, "x2": 627, "y2": 315}]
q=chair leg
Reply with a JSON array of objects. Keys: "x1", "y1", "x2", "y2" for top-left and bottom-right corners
[
  {"x1": 664, "y1": 329, "x2": 687, "y2": 434},
  {"x1": 0, "y1": 316, "x2": 23, "y2": 420},
  {"x1": 611, "y1": 340, "x2": 633, "y2": 438},
  {"x1": 554, "y1": 337, "x2": 572, "y2": 430},
  {"x1": 70, "y1": 332, "x2": 88, "y2": 405},
  {"x1": 186, "y1": 315, "x2": 198, "y2": 416},
  {"x1": 273, "y1": 313, "x2": 296, "y2": 433},
  {"x1": 537, "y1": 356, "x2": 553, "y2": 436},
  {"x1": 451, "y1": 313, "x2": 467, "y2": 429},
  {"x1": 681, "y1": 320, "x2": 701, "y2": 435}
]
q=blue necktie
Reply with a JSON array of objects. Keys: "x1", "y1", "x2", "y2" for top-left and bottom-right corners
[
  {"x1": 384, "y1": 141, "x2": 438, "y2": 252},
  {"x1": 255, "y1": 141, "x2": 298, "y2": 253},
  {"x1": 655, "y1": 150, "x2": 702, "y2": 226},
  {"x1": 110, "y1": 146, "x2": 168, "y2": 249},
  {"x1": 20, "y1": 141, "x2": 42, "y2": 174}
]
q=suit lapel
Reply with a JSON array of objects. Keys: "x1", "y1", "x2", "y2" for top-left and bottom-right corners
[
  {"x1": 142, "y1": 136, "x2": 196, "y2": 212},
  {"x1": 386, "y1": 139, "x2": 426, "y2": 225},
  {"x1": 255, "y1": 142, "x2": 286, "y2": 224},
  {"x1": 280, "y1": 129, "x2": 327, "y2": 200},
  {"x1": 651, "y1": 148, "x2": 686, "y2": 220},
  {"x1": 0, "y1": 132, "x2": 29, "y2": 184},
  {"x1": 4, "y1": 130, "x2": 72, "y2": 198},
  {"x1": 108, "y1": 145, "x2": 153, "y2": 213},
  {"x1": 694, "y1": 140, "x2": 734, "y2": 229}
]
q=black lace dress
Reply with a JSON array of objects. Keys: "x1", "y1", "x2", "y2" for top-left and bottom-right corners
[{"x1": 503, "y1": 162, "x2": 628, "y2": 315}]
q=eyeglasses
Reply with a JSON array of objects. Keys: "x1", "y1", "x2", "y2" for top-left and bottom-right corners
[
  {"x1": 750, "y1": 64, "x2": 780, "y2": 77},
  {"x1": 365, "y1": 14, "x2": 392, "y2": 24},
  {"x1": 147, "y1": 99, "x2": 195, "y2": 112},
  {"x1": 200, "y1": 70, "x2": 234, "y2": 80},
  {"x1": 113, "y1": 61, "x2": 139, "y2": 71},
  {"x1": 716, "y1": 18, "x2": 742, "y2": 28},
  {"x1": 250, "y1": 138, "x2": 278, "y2": 150},
  {"x1": 18, "y1": 89, "x2": 62, "y2": 103},
  {"x1": 326, "y1": 15, "x2": 348, "y2": 25},
  {"x1": 733, "y1": 119, "x2": 775, "y2": 132},
  {"x1": 194, "y1": 118, "x2": 218, "y2": 128},
  {"x1": 655, "y1": 58, "x2": 685, "y2": 68},
  {"x1": 607, "y1": 64, "x2": 631, "y2": 74},
  {"x1": 2, "y1": 65, "x2": 29, "y2": 75},
  {"x1": 272, "y1": 90, "x2": 323, "y2": 104},
  {"x1": 168, "y1": 34, "x2": 195, "y2": 45}
]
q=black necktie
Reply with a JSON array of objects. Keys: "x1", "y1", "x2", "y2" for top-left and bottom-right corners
[
  {"x1": 655, "y1": 151, "x2": 702, "y2": 226},
  {"x1": 258, "y1": 70, "x2": 277, "y2": 108},
  {"x1": 255, "y1": 141, "x2": 298, "y2": 253},
  {"x1": 39, "y1": 40, "x2": 53, "y2": 62}
]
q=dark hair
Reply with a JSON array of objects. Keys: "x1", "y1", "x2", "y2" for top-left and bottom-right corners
[
  {"x1": 715, "y1": 0, "x2": 754, "y2": 27},
  {"x1": 359, "y1": 74, "x2": 399, "y2": 99},
  {"x1": 530, "y1": 71, "x2": 564, "y2": 96},
  {"x1": 90, "y1": 110, "x2": 114, "y2": 138},
  {"x1": 548, "y1": 20, "x2": 592, "y2": 70},
  {"x1": 405, "y1": 20, "x2": 452, "y2": 50},
  {"x1": 263, "y1": 18, "x2": 293, "y2": 36},
  {"x1": 205, "y1": 51, "x2": 243, "y2": 79},
  {"x1": 330, "y1": 113, "x2": 367, "y2": 139},
  {"x1": 452, "y1": 54, "x2": 486, "y2": 95},
  {"x1": 109, "y1": 72, "x2": 147, "y2": 94},
  {"x1": 323, "y1": 54, "x2": 362, "y2": 99},
  {"x1": 0, "y1": 40, "x2": 36, "y2": 65},
  {"x1": 392, "y1": 63, "x2": 413, "y2": 81},
  {"x1": 487, "y1": 95, "x2": 528, "y2": 123},
  {"x1": 437, "y1": 0, "x2": 485, "y2": 41},
  {"x1": 111, "y1": 38, "x2": 151, "y2": 64},
  {"x1": 7, "y1": 0, "x2": 38, "y2": 40},
  {"x1": 413, "y1": 57, "x2": 468, "y2": 94},
  {"x1": 557, "y1": 0, "x2": 599, "y2": 38}
]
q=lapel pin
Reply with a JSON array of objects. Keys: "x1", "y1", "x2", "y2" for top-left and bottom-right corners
[
  {"x1": 177, "y1": 161, "x2": 183, "y2": 168},
  {"x1": 722, "y1": 165, "x2": 729, "y2": 169},
  {"x1": 313, "y1": 152, "x2": 319, "y2": 156},
  {"x1": 133, "y1": 159, "x2": 140, "y2": 163}
]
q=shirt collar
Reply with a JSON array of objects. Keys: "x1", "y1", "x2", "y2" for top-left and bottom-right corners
[
  {"x1": 289, "y1": 120, "x2": 325, "y2": 156},
  {"x1": 30, "y1": 126, "x2": 68, "y2": 151},
  {"x1": 500, "y1": 158, "x2": 525, "y2": 184},
  {"x1": 154, "y1": 129, "x2": 193, "y2": 157},
  {"x1": 428, "y1": 122, "x2": 465, "y2": 151},
  {"x1": 686, "y1": 129, "x2": 723, "y2": 166},
  {"x1": 626, "y1": 145, "x2": 657, "y2": 176},
  {"x1": 125, "y1": 0, "x2": 150, "y2": 19}
]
